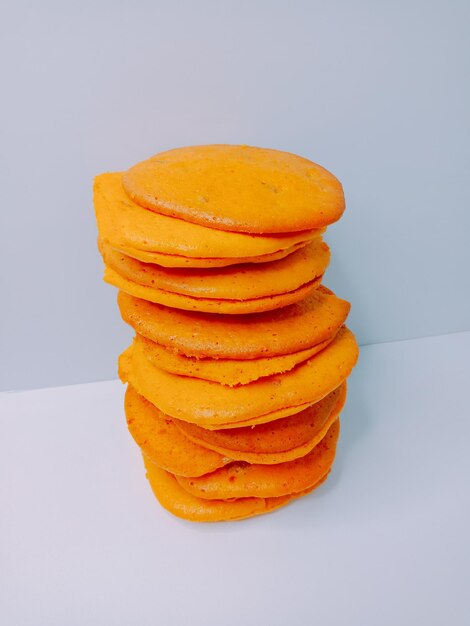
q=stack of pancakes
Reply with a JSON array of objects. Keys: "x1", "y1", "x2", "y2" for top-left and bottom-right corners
[{"x1": 94, "y1": 145, "x2": 359, "y2": 522}]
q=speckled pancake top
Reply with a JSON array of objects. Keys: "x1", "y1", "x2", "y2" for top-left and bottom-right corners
[
  {"x1": 118, "y1": 286, "x2": 350, "y2": 359},
  {"x1": 122, "y1": 145, "x2": 345, "y2": 234}
]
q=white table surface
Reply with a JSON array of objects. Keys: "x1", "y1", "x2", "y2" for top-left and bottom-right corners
[{"x1": 1, "y1": 331, "x2": 469, "y2": 626}]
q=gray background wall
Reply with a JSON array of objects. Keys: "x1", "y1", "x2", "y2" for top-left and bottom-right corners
[{"x1": 1, "y1": 0, "x2": 469, "y2": 391}]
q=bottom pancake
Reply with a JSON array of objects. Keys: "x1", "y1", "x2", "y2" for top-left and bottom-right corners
[
  {"x1": 175, "y1": 420, "x2": 339, "y2": 499},
  {"x1": 143, "y1": 458, "x2": 328, "y2": 522}
]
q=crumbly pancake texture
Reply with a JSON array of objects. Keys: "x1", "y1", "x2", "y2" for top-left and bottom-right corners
[
  {"x1": 94, "y1": 172, "x2": 320, "y2": 263},
  {"x1": 176, "y1": 420, "x2": 339, "y2": 499},
  {"x1": 136, "y1": 333, "x2": 333, "y2": 386},
  {"x1": 174, "y1": 383, "x2": 346, "y2": 464},
  {"x1": 122, "y1": 145, "x2": 345, "y2": 234},
  {"x1": 124, "y1": 327, "x2": 358, "y2": 426},
  {"x1": 124, "y1": 386, "x2": 230, "y2": 477},
  {"x1": 117, "y1": 286, "x2": 350, "y2": 359}
]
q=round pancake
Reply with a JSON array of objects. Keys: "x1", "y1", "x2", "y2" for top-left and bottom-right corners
[
  {"x1": 125, "y1": 383, "x2": 344, "y2": 470},
  {"x1": 174, "y1": 384, "x2": 346, "y2": 464},
  {"x1": 101, "y1": 239, "x2": 330, "y2": 300},
  {"x1": 105, "y1": 265, "x2": 322, "y2": 314},
  {"x1": 116, "y1": 240, "x2": 309, "y2": 268},
  {"x1": 119, "y1": 347, "x2": 316, "y2": 430},
  {"x1": 127, "y1": 326, "x2": 358, "y2": 426},
  {"x1": 143, "y1": 458, "x2": 325, "y2": 522},
  {"x1": 124, "y1": 385, "x2": 230, "y2": 477},
  {"x1": 176, "y1": 420, "x2": 339, "y2": 499},
  {"x1": 122, "y1": 145, "x2": 345, "y2": 234},
  {"x1": 94, "y1": 172, "x2": 321, "y2": 263},
  {"x1": 137, "y1": 333, "x2": 334, "y2": 386},
  {"x1": 195, "y1": 406, "x2": 339, "y2": 464},
  {"x1": 117, "y1": 286, "x2": 350, "y2": 359},
  {"x1": 119, "y1": 347, "x2": 318, "y2": 429}
]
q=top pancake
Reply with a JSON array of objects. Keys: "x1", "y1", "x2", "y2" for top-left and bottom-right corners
[
  {"x1": 122, "y1": 145, "x2": 345, "y2": 234},
  {"x1": 94, "y1": 172, "x2": 321, "y2": 266},
  {"x1": 118, "y1": 286, "x2": 350, "y2": 360}
]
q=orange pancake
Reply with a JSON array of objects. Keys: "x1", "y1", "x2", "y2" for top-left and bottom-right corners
[
  {"x1": 126, "y1": 326, "x2": 358, "y2": 426},
  {"x1": 94, "y1": 172, "x2": 321, "y2": 264},
  {"x1": 202, "y1": 407, "x2": 314, "y2": 430},
  {"x1": 101, "y1": 239, "x2": 330, "y2": 301},
  {"x1": 122, "y1": 145, "x2": 345, "y2": 233},
  {"x1": 117, "y1": 240, "x2": 310, "y2": 268},
  {"x1": 137, "y1": 333, "x2": 333, "y2": 386},
  {"x1": 176, "y1": 420, "x2": 339, "y2": 499},
  {"x1": 144, "y1": 459, "x2": 327, "y2": 522},
  {"x1": 119, "y1": 348, "x2": 316, "y2": 430},
  {"x1": 105, "y1": 265, "x2": 322, "y2": 315},
  {"x1": 174, "y1": 383, "x2": 346, "y2": 464},
  {"x1": 124, "y1": 383, "x2": 344, "y2": 471},
  {"x1": 124, "y1": 386, "x2": 230, "y2": 477},
  {"x1": 117, "y1": 287, "x2": 350, "y2": 359}
]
